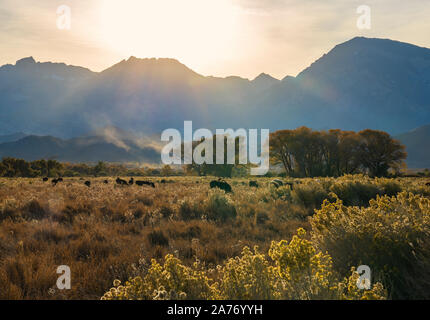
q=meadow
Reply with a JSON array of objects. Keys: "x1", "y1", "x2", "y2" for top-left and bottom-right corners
[{"x1": 0, "y1": 175, "x2": 430, "y2": 300}]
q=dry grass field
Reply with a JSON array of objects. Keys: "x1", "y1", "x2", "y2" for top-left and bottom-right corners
[{"x1": 1, "y1": 175, "x2": 430, "y2": 299}]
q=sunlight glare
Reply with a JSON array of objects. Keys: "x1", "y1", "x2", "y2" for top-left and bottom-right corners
[{"x1": 99, "y1": 0, "x2": 240, "y2": 64}]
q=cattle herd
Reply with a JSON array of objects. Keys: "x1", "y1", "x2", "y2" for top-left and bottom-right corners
[
  {"x1": 40, "y1": 177, "x2": 430, "y2": 191},
  {"x1": 42, "y1": 176, "x2": 158, "y2": 188}
]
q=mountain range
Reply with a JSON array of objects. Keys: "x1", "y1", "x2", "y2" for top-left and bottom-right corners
[
  {"x1": 0, "y1": 127, "x2": 160, "y2": 163},
  {"x1": 1, "y1": 36, "x2": 430, "y2": 166}
]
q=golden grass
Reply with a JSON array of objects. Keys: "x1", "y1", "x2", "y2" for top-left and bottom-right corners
[{"x1": 0, "y1": 175, "x2": 429, "y2": 299}]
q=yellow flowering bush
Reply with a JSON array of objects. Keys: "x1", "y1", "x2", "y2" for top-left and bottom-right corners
[
  {"x1": 102, "y1": 254, "x2": 219, "y2": 300},
  {"x1": 269, "y1": 228, "x2": 338, "y2": 299},
  {"x1": 219, "y1": 246, "x2": 278, "y2": 299},
  {"x1": 311, "y1": 192, "x2": 430, "y2": 299},
  {"x1": 339, "y1": 267, "x2": 386, "y2": 300},
  {"x1": 102, "y1": 229, "x2": 386, "y2": 300},
  {"x1": 269, "y1": 228, "x2": 386, "y2": 300}
]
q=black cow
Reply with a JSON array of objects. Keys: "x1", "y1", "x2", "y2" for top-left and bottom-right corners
[
  {"x1": 84, "y1": 181, "x2": 91, "y2": 187},
  {"x1": 136, "y1": 180, "x2": 155, "y2": 188},
  {"x1": 160, "y1": 179, "x2": 167, "y2": 184},
  {"x1": 42, "y1": 177, "x2": 49, "y2": 182},
  {"x1": 249, "y1": 180, "x2": 259, "y2": 188},
  {"x1": 426, "y1": 182, "x2": 430, "y2": 187},
  {"x1": 103, "y1": 180, "x2": 109, "y2": 184},
  {"x1": 51, "y1": 178, "x2": 63, "y2": 186},
  {"x1": 129, "y1": 177, "x2": 134, "y2": 185},
  {"x1": 210, "y1": 179, "x2": 232, "y2": 193},
  {"x1": 116, "y1": 177, "x2": 128, "y2": 185}
]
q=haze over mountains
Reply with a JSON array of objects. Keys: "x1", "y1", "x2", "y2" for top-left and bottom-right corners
[
  {"x1": 1, "y1": 37, "x2": 430, "y2": 166},
  {"x1": 0, "y1": 127, "x2": 160, "y2": 163}
]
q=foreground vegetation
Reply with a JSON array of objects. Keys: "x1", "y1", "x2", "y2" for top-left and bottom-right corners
[{"x1": 1, "y1": 175, "x2": 430, "y2": 299}]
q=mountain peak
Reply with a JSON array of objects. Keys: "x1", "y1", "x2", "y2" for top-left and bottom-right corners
[
  {"x1": 253, "y1": 73, "x2": 279, "y2": 82},
  {"x1": 16, "y1": 56, "x2": 36, "y2": 66},
  {"x1": 252, "y1": 73, "x2": 280, "y2": 89},
  {"x1": 126, "y1": 56, "x2": 181, "y2": 64},
  {"x1": 101, "y1": 56, "x2": 203, "y2": 80}
]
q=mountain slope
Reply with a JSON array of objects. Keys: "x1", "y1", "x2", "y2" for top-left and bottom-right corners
[
  {"x1": 396, "y1": 124, "x2": 430, "y2": 168},
  {"x1": 0, "y1": 128, "x2": 160, "y2": 163},
  {"x1": 0, "y1": 132, "x2": 28, "y2": 144},
  {"x1": 1, "y1": 37, "x2": 430, "y2": 139},
  {"x1": 251, "y1": 37, "x2": 430, "y2": 133}
]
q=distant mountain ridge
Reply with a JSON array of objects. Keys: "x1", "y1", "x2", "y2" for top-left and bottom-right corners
[
  {"x1": 2, "y1": 36, "x2": 430, "y2": 164},
  {"x1": 1, "y1": 37, "x2": 430, "y2": 138},
  {"x1": 0, "y1": 127, "x2": 160, "y2": 163},
  {"x1": 0, "y1": 132, "x2": 28, "y2": 144}
]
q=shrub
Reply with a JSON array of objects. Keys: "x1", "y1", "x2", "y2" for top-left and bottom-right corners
[
  {"x1": 178, "y1": 198, "x2": 201, "y2": 221},
  {"x1": 24, "y1": 200, "x2": 47, "y2": 220},
  {"x1": 269, "y1": 186, "x2": 292, "y2": 201},
  {"x1": 204, "y1": 191, "x2": 237, "y2": 222},
  {"x1": 147, "y1": 230, "x2": 169, "y2": 247},
  {"x1": 291, "y1": 183, "x2": 329, "y2": 215},
  {"x1": 219, "y1": 246, "x2": 277, "y2": 299},
  {"x1": 102, "y1": 254, "x2": 218, "y2": 300},
  {"x1": 102, "y1": 229, "x2": 386, "y2": 300},
  {"x1": 377, "y1": 179, "x2": 402, "y2": 197},
  {"x1": 329, "y1": 180, "x2": 382, "y2": 207},
  {"x1": 311, "y1": 192, "x2": 430, "y2": 299},
  {"x1": 255, "y1": 212, "x2": 270, "y2": 225}
]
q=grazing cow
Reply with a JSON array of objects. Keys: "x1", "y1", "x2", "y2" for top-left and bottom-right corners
[
  {"x1": 160, "y1": 179, "x2": 167, "y2": 184},
  {"x1": 270, "y1": 179, "x2": 283, "y2": 188},
  {"x1": 210, "y1": 179, "x2": 232, "y2": 193},
  {"x1": 249, "y1": 180, "x2": 259, "y2": 188},
  {"x1": 116, "y1": 177, "x2": 128, "y2": 185},
  {"x1": 84, "y1": 181, "x2": 91, "y2": 187},
  {"x1": 135, "y1": 180, "x2": 155, "y2": 188},
  {"x1": 426, "y1": 182, "x2": 430, "y2": 187},
  {"x1": 42, "y1": 177, "x2": 48, "y2": 182},
  {"x1": 129, "y1": 177, "x2": 134, "y2": 185},
  {"x1": 103, "y1": 180, "x2": 109, "y2": 184},
  {"x1": 51, "y1": 178, "x2": 63, "y2": 186}
]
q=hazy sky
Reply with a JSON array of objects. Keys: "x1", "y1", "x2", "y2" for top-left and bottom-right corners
[{"x1": 1, "y1": 0, "x2": 430, "y2": 79}]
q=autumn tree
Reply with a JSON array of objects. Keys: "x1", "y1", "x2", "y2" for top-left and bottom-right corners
[
  {"x1": 270, "y1": 129, "x2": 296, "y2": 176},
  {"x1": 183, "y1": 134, "x2": 245, "y2": 177},
  {"x1": 161, "y1": 165, "x2": 173, "y2": 176},
  {"x1": 358, "y1": 129, "x2": 407, "y2": 177},
  {"x1": 94, "y1": 161, "x2": 107, "y2": 176},
  {"x1": 1, "y1": 157, "x2": 35, "y2": 177},
  {"x1": 269, "y1": 127, "x2": 406, "y2": 177}
]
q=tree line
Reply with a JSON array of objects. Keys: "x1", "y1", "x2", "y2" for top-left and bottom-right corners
[
  {"x1": 0, "y1": 127, "x2": 407, "y2": 178},
  {"x1": 270, "y1": 127, "x2": 407, "y2": 177},
  {"x1": 0, "y1": 158, "x2": 176, "y2": 178}
]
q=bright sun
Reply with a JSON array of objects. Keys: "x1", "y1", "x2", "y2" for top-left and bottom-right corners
[{"x1": 98, "y1": 0, "x2": 240, "y2": 66}]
